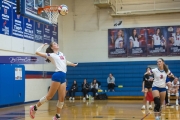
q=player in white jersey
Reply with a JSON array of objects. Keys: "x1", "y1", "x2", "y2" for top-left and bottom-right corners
[
  {"x1": 152, "y1": 28, "x2": 166, "y2": 47},
  {"x1": 169, "y1": 27, "x2": 180, "y2": 46},
  {"x1": 169, "y1": 77, "x2": 179, "y2": 105},
  {"x1": 29, "y1": 42, "x2": 78, "y2": 120},
  {"x1": 115, "y1": 30, "x2": 124, "y2": 48},
  {"x1": 145, "y1": 58, "x2": 173, "y2": 120},
  {"x1": 129, "y1": 29, "x2": 141, "y2": 48}
]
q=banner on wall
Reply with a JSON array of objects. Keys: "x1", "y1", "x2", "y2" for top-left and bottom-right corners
[
  {"x1": 51, "y1": 24, "x2": 58, "y2": 43},
  {"x1": 108, "y1": 25, "x2": 180, "y2": 58},
  {"x1": 166, "y1": 26, "x2": 180, "y2": 56},
  {"x1": 108, "y1": 29, "x2": 127, "y2": 57},
  {"x1": 43, "y1": 24, "x2": 51, "y2": 44},
  {"x1": 12, "y1": 0, "x2": 24, "y2": 38},
  {"x1": 24, "y1": 18, "x2": 34, "y2": 41},
  {"x1": 146, "y1": 27, "x2": 167, "y2": 56},
  {"x1": 34, "y1": 21, "x2": 43, "y2": 43},
  {"x1": 0, "y1": 56, "x2": 44, "y2": 64},
  {"x1": 127, "y1": 28, "x2": 147, "y2": 57},
  {"x1": 0, "y1": 0, "x2": 12, "y2": 36}
]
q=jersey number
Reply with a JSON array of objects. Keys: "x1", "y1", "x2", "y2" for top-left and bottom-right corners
[
  {"x1": 160, "y1": 75, "x2": 163, "y2": 79},
  {"x1": 60, "y1": 56, "x2": 64, "y2": 60}
]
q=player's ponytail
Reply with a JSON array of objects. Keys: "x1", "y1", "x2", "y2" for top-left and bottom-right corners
[
  {"x1": 159, "y1": 58, "x2": 169, "y2": 73},
  {"x1": 45, "y1": 42, "x2": 54, "y2": 63}
]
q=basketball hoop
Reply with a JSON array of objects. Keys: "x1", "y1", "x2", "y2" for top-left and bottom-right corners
[{"x1": 38, "y1": 6, "x2": 59, "y2": 24}]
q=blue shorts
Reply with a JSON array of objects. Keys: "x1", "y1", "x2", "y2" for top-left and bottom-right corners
[
  {"x1": 152, "y1": 86, "x2": 166, "y2": 92},
  {"x1": 52, "y1": 71, "x2": 66, "y2": 83}
]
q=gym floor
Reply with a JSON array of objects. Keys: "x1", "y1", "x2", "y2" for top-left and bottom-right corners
[{"x1": 0, "y1": 100, "x2": 179, "y2": 120}]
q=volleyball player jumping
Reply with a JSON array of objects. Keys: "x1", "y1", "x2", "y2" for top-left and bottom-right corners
[
  {"x1": 29, "y1": 42, "x2": 78, "y2": 120},
  {"x1": 145, "y1": 58, "x2": 173, "y2": 120}
]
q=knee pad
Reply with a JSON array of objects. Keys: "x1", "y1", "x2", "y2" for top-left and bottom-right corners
[
  {"x1": 40, "y1": 96, "x2": 48, "y2": 104},
  {"x1": 154, "y1": 97, "x2": 160, "y2": 112},
  {"x1": 57, "y1": 101, "x2": 64, "y2": 109},
  {"x1": 176, "y1": 93, "x2": 179, "y2": 97}
]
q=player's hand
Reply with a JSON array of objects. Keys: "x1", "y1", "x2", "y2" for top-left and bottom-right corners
[
  {"x1": 73, "y1": 63, "x2": 78, "y2": 67},
  {"x1": 149, "y1": 78, "x2": 154, "y2": 81},
  {"x1": 43, "y1": 43, "x2": 48, "y2": 47},
  {"x1": 142, "y1": 89, "x2": 145, "y2": 92}
]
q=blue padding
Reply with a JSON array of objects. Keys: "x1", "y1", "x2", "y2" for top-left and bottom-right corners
[
  {"x1": 65, "y1": 60, "x2": 180, "y2": 97},
  {"x1": 0, "y1": 64, "x2": 25, "y2": 106}
]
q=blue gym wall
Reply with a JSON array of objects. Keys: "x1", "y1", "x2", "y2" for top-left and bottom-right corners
[{"x1": 66, "y1": 60, "x2": 180, "y2": 96}]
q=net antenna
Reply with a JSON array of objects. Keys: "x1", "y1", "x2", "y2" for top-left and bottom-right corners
[{"x1": 38, "y1": 6, "x2": 59, "y2": 24}]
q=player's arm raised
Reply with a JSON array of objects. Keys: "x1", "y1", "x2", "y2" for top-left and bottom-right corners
[
  {"x1": 35, "y1": 43, "x2": 48, "y2": 58},
  {"x1": 67, "y1": 61, "x2": 78, "y2": 67}
]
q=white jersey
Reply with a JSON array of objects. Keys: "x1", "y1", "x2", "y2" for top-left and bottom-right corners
[
  {"x1": 152, "y1": 34, "x2": 161, "y2": 46},
  {"x1": 151, "y1": 68, "x2": 171, "y2": 88},
  {"x1": 115, "y1": 37, "x2": 123, "y2": 48},
  {"x1": 172, "y1": 33, "x2": 180, "y2": 46},
  {"x1": 46, "y1": 52, "x2": 67, "y2": 73},
  {"x1": 129, "y1": 36, "x2": 139, "y2": 47}
]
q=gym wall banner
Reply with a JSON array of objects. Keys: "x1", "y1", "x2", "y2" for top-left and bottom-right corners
[{"x1": 108, "y1": 26, "x2": 180, "y2": 58}]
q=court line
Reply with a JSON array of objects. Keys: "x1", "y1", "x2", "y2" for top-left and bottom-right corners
[{"x1": 140, "y1": 112, "x2": 150, "y2": 120}]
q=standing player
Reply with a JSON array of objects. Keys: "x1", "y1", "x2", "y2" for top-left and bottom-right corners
[
  {"x1": 141, "y1": 67, "x2": 154, "y2": 110},
  {"x1": 29, "y1": 42, "x2": 78, "y2": 120},
  {"x1": 168, "y1": 77, "x2": 179, "y2": 105},
  {"x1": 129, "y1": 29, "x2": 141, "y2": 48},
  {"x1": 169, "y1": 27, "x2": 180, "y2": 46},
  {"x1": 115, "y1": 30, "x2": 124, "y2": 49},
  {"x1": 152, "y1": 28, "x2": 166, "y2": 48},
  {"x1": 145, "y1": 58, "x2": 173, "y2": 120}
]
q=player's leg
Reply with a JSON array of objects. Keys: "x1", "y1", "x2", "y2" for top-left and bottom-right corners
[
  {"x1": 167, "y1": 82, "x2": 171, "y2": 104},
  {"x1": 52, "y1": 82, "x2": 66, "y2": 120},
  {"x1": 152, "y1": 87, "x2": 161, "y2": 120},
  {"x1": 29, "y1": 81, "x2": 60, "y2": 119},
  {"x1": 165, "y1": 89, "x2": 169, "y2": 105},
  {"x1": 69, "y1": 89, "x2": 72, "y2": 100},
  {"x1": 141, "y1": 88, "x2": 147, "y2": 110},
  {"x1": 148, "y1": 88, "x2": 153, "y2": 110},
  {"x1": 72, "y1": 89, "x2": 75, "y2": 100},
  {"x1": 174, "y1": 89, "x2": 179, "y2": 105}
]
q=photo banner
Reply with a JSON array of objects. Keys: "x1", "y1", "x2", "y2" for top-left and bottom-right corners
[
  {"x1": 147, "y1": 27, "x2": 167, "y2": 56},
  {"x1": 127, "y1": 28, "x2": 147, "y2": 57},
  {"x1": 166, "y1": 26, "x2": 180, "y2": 56},
  {"x1": 108, "y1": 25, "x2": 180, "y2": 58},
  {"x1": 108, "y1": 29, "x2": 127, "y2": 58}
]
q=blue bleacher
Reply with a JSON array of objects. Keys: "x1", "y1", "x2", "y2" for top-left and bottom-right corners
[{"x1": 66, "y1": 60, "x2": 180, "y2": 97}]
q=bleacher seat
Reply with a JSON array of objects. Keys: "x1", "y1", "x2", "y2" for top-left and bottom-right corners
[{"x1": 66, "y1": 60, "x2": 180, "y2": 99}]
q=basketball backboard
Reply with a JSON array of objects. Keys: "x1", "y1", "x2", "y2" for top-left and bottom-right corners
[{"x1": 20, "y1": 0, "x2": 51, "y2": 24}]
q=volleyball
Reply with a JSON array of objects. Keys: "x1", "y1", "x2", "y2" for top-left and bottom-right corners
[{"x1": 58, "y1": 4, "x2": 68, "y2": 16}]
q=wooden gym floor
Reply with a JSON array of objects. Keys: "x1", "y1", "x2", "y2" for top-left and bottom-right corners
[{"x1": 0, "y1": 100, "x2": 179, "y2": 120}]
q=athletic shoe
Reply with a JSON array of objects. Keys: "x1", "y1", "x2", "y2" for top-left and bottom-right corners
[
  {"x1": 141, "y1": 105, "x2": 145, "y2": 110},
  {"x1": 72, "y1": 97, "x2": 75, "y2": 100},
  {"x1": 86, "y1": 94, "x2": 89, "y2": 99},
  {"x1": 149, "y1": 105, "x2": 153, "y2": 110},
  {"x1": 69, "y1": 97, "x2": 72, "y2": 100},
  {"x1": 155, "y1": 116, "x2": 160, "y2": 120},
  {"x1": 29, "y1": 105, "x2": 36, "y2": 119},
  {"x1": 52, "y1": 116, "x2": 61, "y2": 120},
  {"x1": 83, "y1": 97, "x2": 86, "y2": 100}
]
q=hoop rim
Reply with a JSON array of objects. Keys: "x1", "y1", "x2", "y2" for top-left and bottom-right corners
[{"x1": 37, "y1": 6, "x2": 59, "y2": 15}]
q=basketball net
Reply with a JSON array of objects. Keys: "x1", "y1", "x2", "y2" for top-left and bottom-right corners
[{"x1": 38, "y1": 6, "x2": 59, "y2": 24}]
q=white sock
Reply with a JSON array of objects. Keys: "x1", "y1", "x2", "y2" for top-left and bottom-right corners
[{"x1": 36, "y1": 104, "x2": 38, "y2": 108}]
